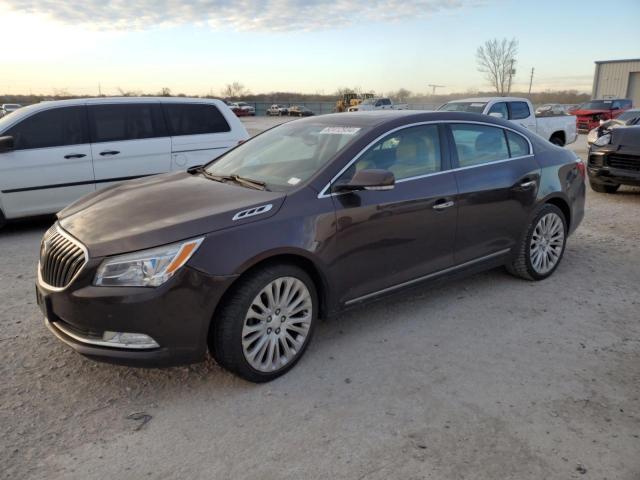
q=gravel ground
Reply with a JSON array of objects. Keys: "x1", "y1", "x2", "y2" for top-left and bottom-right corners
[{"x1": 1, "y1": 122, "x2": 639, "y2": 479}]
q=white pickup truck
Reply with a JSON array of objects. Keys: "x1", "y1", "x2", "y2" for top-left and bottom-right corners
[
  {"x1": 439, "y1": 97, "x2": 577, "y2": 146},
  {"x1": 348, "y1": 97, "x2": 408, "y2": 112}
]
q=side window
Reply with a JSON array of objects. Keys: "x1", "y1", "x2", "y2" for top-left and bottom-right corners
[
  {"x1": 506, "y1": 130, "x2": 530, "y2": 157},
  {"x1": 488, "y1": 102, "x2": 508, "y2": 119},
  {"x1": 164, "y1": 104, "x2": 231, "y2": 136},
  {"x1": 340, "y1": 124, "x2": 442, "y2": 183},
  {"x1": 509, "y1": 101, "x2": 531, "y2": 120},
  {"x1": 6, "y1": 107, "x2": 88, "y2": 150},
  {"x1": 382, "y1": 99, "x2": 391, "y2": 106},
  {"x1": 89, "y1": 104, "x2": 167, "y2": 143},
  {"x1": 451, "y1": 124, "x2": 509, "y2": 167}
]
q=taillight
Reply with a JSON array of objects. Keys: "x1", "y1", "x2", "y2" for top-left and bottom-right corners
[{"x1": 576, "y1": 159, "x2": 586, "y2": 178}]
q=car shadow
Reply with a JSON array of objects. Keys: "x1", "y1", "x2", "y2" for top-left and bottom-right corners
[{"x1": 1, "y1": 215, "x2": 56, "y2": 235}]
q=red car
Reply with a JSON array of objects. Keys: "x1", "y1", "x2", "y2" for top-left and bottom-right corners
[
  {"x1": 226, "y1": 102, "x2": 249, "y2": 117},
  {"x1": 571, "y1": 99, "x2": 633, "y2": 132}
]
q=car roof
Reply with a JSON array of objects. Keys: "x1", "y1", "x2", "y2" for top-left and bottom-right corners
[{"x1": 446, "y1": 97, "x2": 528, "y2": 103}]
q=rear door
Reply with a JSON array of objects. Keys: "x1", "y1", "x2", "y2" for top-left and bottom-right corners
[
  {"x1": 163, "y1": 103, "x2": 238, "y2": 169},
  {"x1": 327, "y1": 123, "x2": 458, "y2": 303},
  {"x1": 508, "y1": 101, "x2": 536, "y2": 131},
  {"x1": 447, "y1": 122, "x2": 540, "y2": 264},
  {"x1": 0, "y1": 105, "x2": 94, "y2": 218},
  {"x1": 88, "y1": 103, "x2": 170, "y2": 189}
]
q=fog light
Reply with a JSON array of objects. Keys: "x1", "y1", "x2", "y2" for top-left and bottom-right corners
[{"x1": 102, "y1": 331, "x2": 159, "y2": 349}]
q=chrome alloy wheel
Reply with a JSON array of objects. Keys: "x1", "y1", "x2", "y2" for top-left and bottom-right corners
[
  {"x1": 529, "y1": 212, "x2": 565, "y2": 275},
  {"x1": 242, "y1": 277, "x2": 313, "y2": 372}
]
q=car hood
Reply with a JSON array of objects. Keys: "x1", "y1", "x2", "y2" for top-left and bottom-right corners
[
  {"x1": 58, "y1": 171, "x2": 286, "y2": 258},
  {"x1": 612, "y1": 126, "x2": 640, "y2": 148},
  {"x1": 574, "y1": 109, "x2": 612, "y2": 117}
]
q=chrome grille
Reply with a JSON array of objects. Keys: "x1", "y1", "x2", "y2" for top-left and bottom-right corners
[{"x1": 39, "y1": 224, "x2": 87, "y2": 289}]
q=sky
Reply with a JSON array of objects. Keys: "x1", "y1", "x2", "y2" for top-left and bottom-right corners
[{"x1": 1, "y1": 0, "x2": 639, "y2": 97}]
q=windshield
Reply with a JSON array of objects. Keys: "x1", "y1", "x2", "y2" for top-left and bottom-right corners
[
  {"x1": 3, "y1": 104, "x2": 20, "y2": 109},
  {"x1": 578, "y1": 100, "x2": 614, "y2": 110},
  {"x1": 205, "y1": 121, "x2": 368, "y2": 191},
  {"x1": 616, "y1": 110, "x2": 640, "y2": 123},
  {"x1": 361, "y1": 99, "x2": 376, "y2": 105},
  {"x1": 438, "y1": 102, "x2": 487, "y2": 113}
]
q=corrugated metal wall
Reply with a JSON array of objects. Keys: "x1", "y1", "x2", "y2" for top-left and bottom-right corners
[{"x1": 592, "y1": 60, "x2": 640, "y2": 106}]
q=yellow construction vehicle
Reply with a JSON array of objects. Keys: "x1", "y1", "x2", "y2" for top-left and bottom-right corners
[{"x1": 335, "y1": 92, "x2": 375, "y2": 112}]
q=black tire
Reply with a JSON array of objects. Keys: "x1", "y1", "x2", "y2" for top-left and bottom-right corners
[
  {"x1": 506, "y1": 203, "x2": 567, "y2": 281},
  {"x1": 589, "y1": 180, "x2": 619, "y2": 194},
  {"x1": 209, "y1": 263, "x2": 318, "y2": 383},
  {"x1": 550, "y1": 135, "x2": 564, "y2": 146},
  {"x1": 0, "y1": 210, "x2": 5, "y2": 230}
]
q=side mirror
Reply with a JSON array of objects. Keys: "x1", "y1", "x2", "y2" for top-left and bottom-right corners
[
  {"x1": 334, "y1": 169, "x2": 395, "y2": 192},
  {"x1": 489, "y1": 112, "x2": 504, "y2": 119},
  {"x1": 0, "y1": 136, "x2": 14, "y2": 153}
]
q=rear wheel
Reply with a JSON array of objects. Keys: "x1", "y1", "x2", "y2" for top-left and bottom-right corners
[
  {"x1": 550, "y1": 135, "x2": 564, "y2": 146},
  {"x1": 507, "y1": 204, "x2": 567, "y2": 281},
  {"x1": 210, "y1": 264, "x2": 317, "y2": 382},
  {"x1": 589, "y1": 179, "x2": 619, "y2": 194}
]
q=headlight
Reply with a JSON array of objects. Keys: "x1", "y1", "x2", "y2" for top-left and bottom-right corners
[
  {"x1": 587, "y1": 128, "x2": 599, "y2": 144},
  {"x1": 593, "y1": 133, "x2": 611, "y2": 147},
  {"x1": 94, "y1": 238, "x2": 203, "y2": 287}
]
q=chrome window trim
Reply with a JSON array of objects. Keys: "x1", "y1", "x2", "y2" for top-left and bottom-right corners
[
  {"x1": 37, "y1": 223, "x2": 89, "y2": 292},
  {"x1": 317, "y1": 120, "x2": 533, "y2": 199}
]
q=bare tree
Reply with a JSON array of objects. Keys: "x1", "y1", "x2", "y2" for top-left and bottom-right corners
[
  {"x1": 222, "y1": 81, "x2": 248, "y2": 98},
  {"x1": 388, "y1": 88, "x2": 412, "y2": 102},
  {"x1": 159, "y1": 87, "x2": 172, "y2": 97},
  {"x1": 476, "y1": 38, "x2": 518, "y2": 95}
]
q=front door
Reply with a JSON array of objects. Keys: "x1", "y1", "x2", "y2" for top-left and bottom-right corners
[
  {"x1": 0, "y1": 105, "x2": 94, "y2": 218},
  {"x1": 327, "y1": 123, "x2": 458, "y2": 303},
  {"x1": 88, "y1": 103, "x2": 171, "y2": 190}
]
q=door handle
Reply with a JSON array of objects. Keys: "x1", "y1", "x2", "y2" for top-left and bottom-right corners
[
  {"x1": 100, "y1": 150, "x2": 120, "y2": 156},
  {"x1": 64, "y1": 153, "x2": 86, "y2": 159},
  {"x1": 520, "y1": 180, "x2": 537, "y2": 189},
  {"x1": 433, "y1": 200, "x2": 455, "y2": 210}
]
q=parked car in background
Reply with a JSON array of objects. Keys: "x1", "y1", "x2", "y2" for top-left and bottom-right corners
[
  {"x1": 535, "y1": 104, "x2": 569, "y2": 116},
  {"x1": 235, "y1": 102, "x2": 256, "y2": 116},
  {"x1": 0, "y1": 103, "x2": 22, "y2": 117},
  {"x1": 587, "y1": 108, "x2": 640, "y2": 145},
  {"x1": 226, "y1": 102, "x2": 248, "y2": 117},
  {"x1": 573, "y1": 99, "x2": 633, "y2": 132},
  {"x1": 587, "y1": 125, "x2": 640, "y2": 193},
  {"x1": 347, "y1": 97, "x2": 408, "y2": 112},
  {"x1": 35, "y1": 110, "x2": 585, "y2": 382},
  {"x1": 439, "y1": 97, "x2": 577, "y2": 146},
  {"x1": 288, "y1": 105, "x2": 314, "y2": 117},
  {"x1": 267, "y1": 104, "x2": 289, "y2": 116},
  {"x1": 0, "y1": 97, "x2": 248, "y2": 227}
]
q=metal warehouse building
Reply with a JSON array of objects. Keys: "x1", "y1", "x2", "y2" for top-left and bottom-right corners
[{"x1": 592, "y1": 58, "x2": 640, "y2": 106}]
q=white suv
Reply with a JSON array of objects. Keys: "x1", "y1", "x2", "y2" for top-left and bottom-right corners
[{"x1": 0, "y1": 97, "x2": 249, "y2": 227}]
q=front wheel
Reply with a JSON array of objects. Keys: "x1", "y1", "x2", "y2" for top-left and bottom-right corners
[
  {"x1": 507, "y1": 204, "x2": 567, "y2": 281},
  {"x1": 210, "y1": 264, "x2": 317, "y2": 382}
]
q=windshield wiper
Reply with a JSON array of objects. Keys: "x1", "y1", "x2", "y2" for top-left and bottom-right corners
[{"x1": 201, "y1": 170, "x2": 267, "y2": 191}]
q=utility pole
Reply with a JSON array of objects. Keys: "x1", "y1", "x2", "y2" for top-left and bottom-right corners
[
  {"x1": 528, "y1": 67, "x2": 534, "y2": 95},
  {"x1": 98, "y1": 83, "x2": 102, "y2": 96},
  {"x1": 428, "y1": 84, "x2": 445, "y2": 95}
]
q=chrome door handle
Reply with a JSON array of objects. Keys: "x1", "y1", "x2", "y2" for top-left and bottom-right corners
[
  {"x1": 520, "y1": 180, "x2": 536, "y2": 188},
  {"x1": 433, "y1": 200, "x2": 455, "y2": 210}
]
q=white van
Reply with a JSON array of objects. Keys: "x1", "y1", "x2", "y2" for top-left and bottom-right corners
[{"x1": 0, "y1": 97, "x2": 249, "y2": 227}]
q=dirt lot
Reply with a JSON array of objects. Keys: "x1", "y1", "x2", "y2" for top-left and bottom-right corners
[{"x1": 1, "y1": 120, "x2": 639, "y2": 480}]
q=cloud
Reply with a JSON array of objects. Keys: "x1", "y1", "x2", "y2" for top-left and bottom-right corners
[{"x1": 3, "y1": 0, "x2": 481, "y2": 32}]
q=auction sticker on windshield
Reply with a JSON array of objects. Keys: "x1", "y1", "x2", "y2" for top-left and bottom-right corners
[{"x1": 319, "y1": 127, "x2": 361, "y2": 135}]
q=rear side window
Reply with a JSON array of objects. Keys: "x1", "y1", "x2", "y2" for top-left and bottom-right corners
[
  {"x1": 89, "y1": 104, "x2": 167, "y2": 143},
  {"x1": 509, "y1": 102, "x2": 531, "y2": 120},
  {"x1": 506, "y1": 130, "x2": 530, "y2": 157},
  {"x1": 6, "y1": 107, "x2": 88, "y2": 150},
  {"x1": 488, "y1": 102, "x2": 508, "y2": 119},
  {"x1": 163, "y1": 104, "x2": 230, "y2": 136},
  {"x1": 451, "y1": 124, "x2": 509, "y2": 167}
]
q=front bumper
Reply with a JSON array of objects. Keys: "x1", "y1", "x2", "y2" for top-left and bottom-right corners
[
  {"x1": 36, "y1": 265, "x2": 236, "y2": 367},
  {"x1": 588, "y1": 166, "x2": 640, "y2": 186}
]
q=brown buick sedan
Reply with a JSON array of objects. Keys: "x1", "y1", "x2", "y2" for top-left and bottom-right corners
[{"x1": 36, "y1": 111, "x2": 585, "y2": 382}]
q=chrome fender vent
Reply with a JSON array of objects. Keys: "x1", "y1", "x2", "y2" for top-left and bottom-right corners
[{"x1": 232, "y1": 204, "x2": 273, "y2": 221}]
